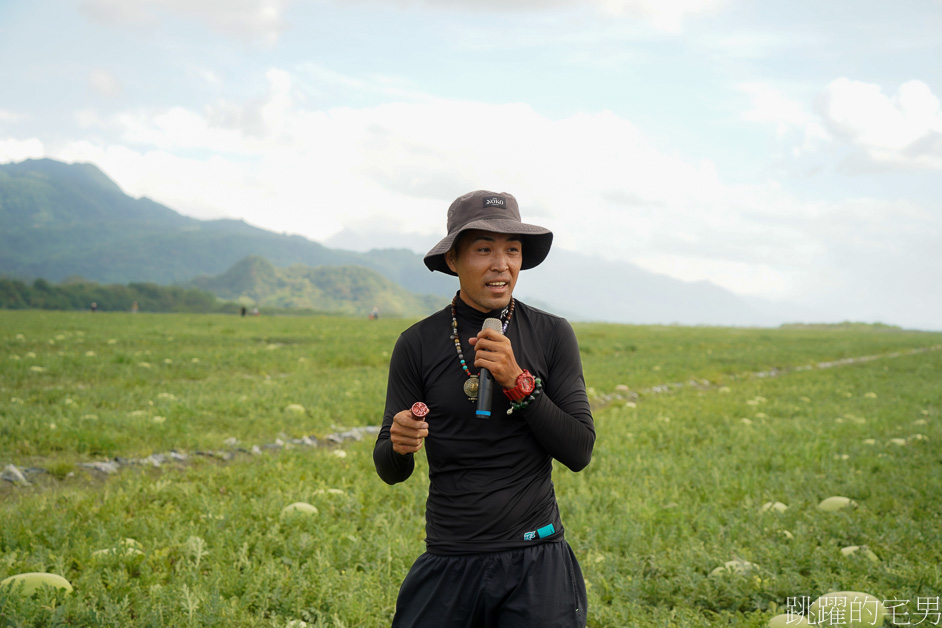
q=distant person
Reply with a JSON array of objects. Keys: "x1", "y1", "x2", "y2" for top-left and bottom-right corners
[
  {"x1": 373, "y1": 190, "x2": 595, "y2": 627},
  {"x1": 370, "y1": 306, "x2": 380, "y2": 320},
  {"x1": 90, "y1": 302, "x2": 97, "y2": 313},
  {"x1": 252, "y1": 307, "x2": 259, "y2": 317},
  {"x1": 131, "y1": 301, "x2": 139, "y2": 314},
  {"x1": 241, "y1": 306, "x2": 247, "y2": 317}
]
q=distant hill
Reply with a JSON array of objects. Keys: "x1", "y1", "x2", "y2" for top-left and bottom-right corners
[
  {"x1": 0, "y1": 158, "x2": 455, "y2": 297},
  {"x1": 1, "y1": 157, "x2": 794, "y2": 325},
  {"x1": 517, "y1": 249, "x2": 779, "y2": 327},
  {"x1": 189, "y1": 256, "x2": 440, "y2": 317}
]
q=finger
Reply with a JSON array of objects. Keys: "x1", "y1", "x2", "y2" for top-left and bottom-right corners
[
  {"x1": 473, "y1": 328, "x2": 509, "y2": 344},
  {"x1": 393, "y1": 430, "x2": 427, "y2": 446},
  {"x1": 474, "y1": 352, "x2": 502, "y2": 370},
  {"x1": 394, "y1": 420, "x2": 426, "y2": 435},
  {"x1": 393, "y1": 434, "x2": 425, "y2": 448},
  {"x1": 391, "y1": 412, "x2": 429, "y2": 439},
  {"x1": 393, "y1": 441, "x2": 424, "y2": 455},
  {"x1": 474, "y1": 350, "x2": 520, "y2": 386},
  {"x1": 394, "y1": 412, "x2": 428, "y2": 430},
  {"x1": 474, "y1": 343, "x2": 512, "y2": 366},
  {"x1": 475, "y1": 332, "x2": 512, "y2": 349},
  {"x1": 391, "y1": 424, "x2": 429, "y2": 441},
  {"x1": 477, "y1": 327, "x2": 506, "y2": 341},
  {"x1": 468, "y1": 334, "x2": 502, "y2": 348}
]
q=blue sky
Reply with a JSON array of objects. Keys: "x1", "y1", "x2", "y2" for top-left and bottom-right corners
[{"x1": 1, "y1": 0, "x2": 941, "y2": 328}]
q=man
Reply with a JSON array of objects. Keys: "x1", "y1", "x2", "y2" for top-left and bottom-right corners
[{"x1": 373, "y1": 190, "x2": 595, "y2": 627}]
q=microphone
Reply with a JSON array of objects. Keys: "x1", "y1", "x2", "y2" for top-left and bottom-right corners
[{"x1": 475, "y1": 317, "x2": 502, "y2": 418}]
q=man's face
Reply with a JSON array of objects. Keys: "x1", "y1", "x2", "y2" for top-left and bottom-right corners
[{"x1": 446, "y1": 230, "x2": 523, "y2": 313}]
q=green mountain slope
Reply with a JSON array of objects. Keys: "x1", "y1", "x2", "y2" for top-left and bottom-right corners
[
  {"x1": 0, "y1": 159, "x2": 455, "y2": 298},
  {"x1": 189, "y1": 256, "x2": 440, "y2": 316},
  {"x1": 0, "y1": 157, "x2": 789, "y2": 326}
]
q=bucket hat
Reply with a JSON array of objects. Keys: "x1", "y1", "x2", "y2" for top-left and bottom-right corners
[{"x1": 424, "y1": 190, "x2": 553, "y2": 275}]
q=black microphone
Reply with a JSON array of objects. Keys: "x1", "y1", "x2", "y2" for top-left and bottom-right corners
[{"x1": 475, "y1": 317, "x2": 502, "y2": 419}]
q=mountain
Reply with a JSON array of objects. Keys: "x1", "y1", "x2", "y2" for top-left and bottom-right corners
[
  {"x1": 189, "y1": 256, "x2": 440, "y2": 316},
  {"x1": 2, "y1": 157, "x2": 788, "y2": 325},
  {"x1": 516, "y1": 250, "x2": 778, "y2": 327},
  {"x1": 0, "y1": 158, "x2": 455, "y2": 296}
]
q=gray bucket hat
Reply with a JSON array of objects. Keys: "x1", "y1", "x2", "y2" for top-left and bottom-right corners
[{"x1": 424, "y1": 190, "x2": 554, "y2": 276}]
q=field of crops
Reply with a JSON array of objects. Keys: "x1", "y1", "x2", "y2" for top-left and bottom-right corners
[{"x1": 2, "y1": 309, "x2": 941, "y2": 627}]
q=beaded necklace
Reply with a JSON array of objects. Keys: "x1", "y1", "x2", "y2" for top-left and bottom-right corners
[{"x1": 451, "y1": 296, "x2": 515, "y2": 401}]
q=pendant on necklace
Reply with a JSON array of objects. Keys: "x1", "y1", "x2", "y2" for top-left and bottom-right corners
[{"x1": 463, "y1": 374, "x2": 479, "y2": 401}]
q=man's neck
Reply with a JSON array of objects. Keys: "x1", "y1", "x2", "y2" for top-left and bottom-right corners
[{"x1": 457, "y1": 291, "x2": 511, "y2": 315}]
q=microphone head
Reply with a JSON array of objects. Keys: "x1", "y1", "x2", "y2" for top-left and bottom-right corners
[{"x1": 482, "y1": 317, "x2": 503, "y2": 334}]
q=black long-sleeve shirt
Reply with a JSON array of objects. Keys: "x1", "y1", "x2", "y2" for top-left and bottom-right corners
[{"x1": 373, "y1": 296, "x2": 595, "y2": 555}]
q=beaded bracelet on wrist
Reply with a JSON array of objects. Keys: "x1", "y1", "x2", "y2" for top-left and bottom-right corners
[{"x1": 506, "y1": 378, "x2": 543, "y2": 415}]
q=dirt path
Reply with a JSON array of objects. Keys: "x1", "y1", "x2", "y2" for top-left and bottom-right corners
[
  {"x1": 588, "y1": 344, "x2": 942, "y2": 412},
  {"x1": 4, "y1": 344, "x2": 939, "y2": 494}
]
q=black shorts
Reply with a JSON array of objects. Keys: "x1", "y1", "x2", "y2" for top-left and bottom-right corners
[{"x1": 391, "y1": 540, "x2": 588, "y2": 628}]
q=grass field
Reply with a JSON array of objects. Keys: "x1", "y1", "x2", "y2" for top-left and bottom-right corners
[{"x1": 2, "y1": 310, "x2": 941, "y2": 626}]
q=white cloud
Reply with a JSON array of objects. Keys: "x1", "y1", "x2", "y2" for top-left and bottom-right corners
[
  {"x1": 0, "y1": 138, "x2": 44, "y2": 163},
  {"x1": 818, "y1": 78, "x2": 942, "y2": 169},
  {"x1": 740, "y1": 82, "x2": 829, "y2": 149},
  {"x1": 31, "y1": 65, "x2": 941, "y2": 310},
  {"x1": 741, "y1": 78, "x2": 942, "y2": 172},
  {"x1": 80, "y1": 0, "x2": 293, "y2": 44},
  {"x1": 48, "y1": 67, "x2": 732, "y2": 250},
  {"x1": 632, "y1": 191, "x2": 942, "y2": 302}
]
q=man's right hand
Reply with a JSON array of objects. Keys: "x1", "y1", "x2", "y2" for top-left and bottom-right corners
[{"x1": 390, "y1": 409, "x2": 429, "y2": 455}]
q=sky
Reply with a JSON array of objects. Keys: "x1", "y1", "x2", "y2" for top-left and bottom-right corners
[{"x1": 1, "y1": 0, "x2": 941, "y2": 329}]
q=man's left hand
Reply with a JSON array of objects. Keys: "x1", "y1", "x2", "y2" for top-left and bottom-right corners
[{"x1": 469, "y1": 328, "x2": 522, "y2": 389}]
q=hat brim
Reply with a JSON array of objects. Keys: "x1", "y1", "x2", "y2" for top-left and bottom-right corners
[{"x1": 423, "y1": 218, "x2": 553, "y2": 276}]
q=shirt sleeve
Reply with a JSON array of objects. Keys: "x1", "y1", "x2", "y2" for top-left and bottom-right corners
[
  {"x1": 373, "y1": 330, "x2": 423, "y2": 485},
  {"x1": 517, "y1": 318, "x2": 595, "y2": 472}
]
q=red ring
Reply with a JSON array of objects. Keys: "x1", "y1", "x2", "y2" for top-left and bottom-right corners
[{"x1": 411, "y1": 401, "x2": 429, "y2": 418}]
